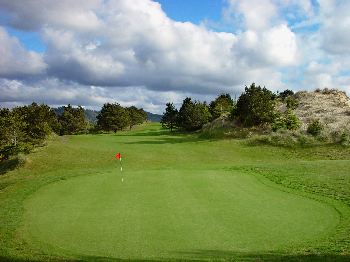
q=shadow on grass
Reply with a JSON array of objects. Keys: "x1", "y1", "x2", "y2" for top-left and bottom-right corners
[
  {"x1": 120, "y1": 129, "x2": 204, "y2": 145},
  {"x1": 123, "y1": 137, "x2": 201, "y2": 145},
  {"x1": 118, "y1": 130, "x2": 167, "y2": 137},
  {"x1": 1, "y1": 252, "x2": 350, "y2": 262},
  {"x1": 0, "y1": 156, "x2": 25, "y2": 175},
  {"x1": 116, "y1": 129, "x2": 183, "y2": 137}
]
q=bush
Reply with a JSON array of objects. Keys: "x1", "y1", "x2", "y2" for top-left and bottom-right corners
[
  {"x1": 273, "y1": 113, "x2": 299, "y2": 132},
  {"x1": 0, "y1": 145, "x2": 22, "y2": 161},
  {"x1": 286, "y1": 98, "x2": 299, "y2": 110},
  {"x1": 307, "y1": 119, "x2": 323, "y2": 136},
  {"x1": 279, "y1": 89, "x2": 294, "y2": 100},
  {"x1": 340, "y1": 132, "x2": 349, "y2": 146}
]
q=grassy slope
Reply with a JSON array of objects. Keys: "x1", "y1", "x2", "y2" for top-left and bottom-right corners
[{"x1": 1, "y1": 122, "x2": 350, "y2": 261}]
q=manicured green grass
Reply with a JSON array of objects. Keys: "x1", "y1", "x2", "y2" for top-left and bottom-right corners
[
  {"x1": 24, "y1": 170, "x2": 338, "y2": 260},
  {"x1": 1, "y1": 122, "x2": 350, "y2": 261}
]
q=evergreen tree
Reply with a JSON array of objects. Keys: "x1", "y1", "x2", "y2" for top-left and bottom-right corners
[
  {"x1": 97, "y1": 103, "x2": 129, "y2": 132},
  {"x1": 209, "y1": 93, "x2": 234, "y2": 120},
  {"x1": 161, "y1": 102, "x2": 178, "y2": 132},
  {"x1": 177, "y1": 98, "x2": 211, "y2": 131},
  {"x1": 0, "y1": 108, "x2": 27, "y2": 146},
  {"x1": 138, "y1": 108, "x2": 148, "y2": 123},
  {"x1": 58, "y1": 105, "x2": 88, "y2": 135},
  {"x1": 232, "y1": 83, "x2": 277, "y2": 127},
  {"x1": 126, "y1": 106, "x2": 143, "y2": 129},
  {"x1": 0, "y1": 108, "x2": 27, "y2": 161},
  {"x1": 14, "y1": 102, "x2": 58, "y2": 141}
]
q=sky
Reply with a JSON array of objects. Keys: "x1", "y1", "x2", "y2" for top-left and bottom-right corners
[{"x1": 0, "y1": 0, "x2": 350, "y2": 114}]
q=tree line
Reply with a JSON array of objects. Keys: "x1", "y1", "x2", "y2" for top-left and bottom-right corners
[
  {"x1": 0, "y1": 84, "x2": 296, "y2": 162},
  {"x1": 161, "y1": 83, "x2": 298, "y2": 132},
  {"x1": 0, "y1": 102, "x2": 148, "y2": 162},
  {"x1": 161, "y1": 93, "x2": 234, "y2": 132}
]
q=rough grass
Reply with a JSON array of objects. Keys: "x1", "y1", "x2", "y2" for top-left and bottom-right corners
[{"x1": 1, "y1": 123, "x2": 350, "y2": 261}]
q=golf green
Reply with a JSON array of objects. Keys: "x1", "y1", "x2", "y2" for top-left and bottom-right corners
[{"x1": 24, "y1": 168, "x2": 339, "y2": 260}]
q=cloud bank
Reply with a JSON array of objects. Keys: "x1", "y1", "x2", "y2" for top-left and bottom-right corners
[{"x1": 0, "y1": 0, "x2": 349, "y2": 113}]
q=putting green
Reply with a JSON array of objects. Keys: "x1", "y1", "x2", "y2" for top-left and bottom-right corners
[{"x1": 24, "y1": 169, "x2": 339, "y2": 260}]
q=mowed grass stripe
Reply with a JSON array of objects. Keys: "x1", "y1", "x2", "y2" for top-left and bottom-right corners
[{"x1": 24, "y1": 169, "x2": 339, "y2": 260}]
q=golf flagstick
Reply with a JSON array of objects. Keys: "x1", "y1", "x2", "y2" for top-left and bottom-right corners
[
  {"x1": 115, "y1": 153, "x2": 123, "y2": 181},
  {"x1": 120, "y1": 157, "x2": 123, "y2": 181}
]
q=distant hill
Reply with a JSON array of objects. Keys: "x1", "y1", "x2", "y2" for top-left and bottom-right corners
[
  {"x1": 54, "y1": 107, "x2": 162, "y2": 124},
  {"x1": 147, "y1": 112, "x2": 162, "y2": 122},
  {"x1": 84, "y1": 109, "x2": 99, "y2": 124},
  {"x1": 54, "y1": 107, "x2": 99, "y2": 124}
]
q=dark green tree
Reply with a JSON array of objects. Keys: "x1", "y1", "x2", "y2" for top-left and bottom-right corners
[
  {"x1": 209, "y1": 93, "x2": 234, "y2": 120},
  {"x1": 161, "y1": 102, "x2": 178, "y2": 132},
  {"x1": 126, "y1": 106, "x2": 143, "y2": 129},
  {"x1": 58, "y1": 105, "x2": 88, "y2": 135},
  {"x1": 0, "y1": 108, "x2": 28, "y2": 161},
  {"x1": 0, "y1": 108, "x2": 27, "y2": 146},
  {"x1": 273, "y1": 98, "x2": 300, "y2": 131},
  {"x1": 13, "y1": 102, "x2": 59, "y2": 141},
  {"x1": 232, "y1": 83, "x2": 277, "y2": 127},
  {"x1": 307, "y1": 119, "x2": 323, "y2": 136},
  {"x1": 278, "y1": 89, "x2": 294, "y2": 100},
  {"x1": 177, "y1": 98, "x2": 211, "y2": 131},
  {"x1": 138, "y1": 108, "x2": 148, "y2": 123},
  {"x1": 286, "y1": 98, "x2": 299, "y2": 111},
  {"x1": 97, "y1": 103, "x2": 129, "y2": 132}
]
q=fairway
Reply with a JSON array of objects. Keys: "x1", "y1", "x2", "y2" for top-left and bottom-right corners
[{"x1": 24, "y1": 169, "x2": 339, "y2": 260}]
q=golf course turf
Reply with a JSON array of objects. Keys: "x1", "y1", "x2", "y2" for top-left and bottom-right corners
[{"x1": 1, "y1": 123, "x2": 350, "y2": 261}]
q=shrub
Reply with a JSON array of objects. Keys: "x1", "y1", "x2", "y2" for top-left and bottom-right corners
[
  {"x1": 340, "y1": 132, "x2": 349, "y2": 146},
  {"x1": 279, "y1": 89, "x2": 294, "y2": 100},
  {"x1": 272, "y1": 109, "x2": 299, "y2": 132},
  {"x1": 0, "y1": 145, "x2": 21, "y2": 161},
  {"x1": 307, "y1": 119, "x2": 323, "y2": 136},
  {"x1": 286, "y1": 98, "x2": 299, "y2": 111},
  {"x1": 341, "y1": 132, "x2": 348, "y2": 142},
  {"x1": 283, "y1": 113, "x2": 300, "y2": 130}
]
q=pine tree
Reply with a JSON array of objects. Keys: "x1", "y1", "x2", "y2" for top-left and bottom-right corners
[
  {"x1": 97, "y1": 103, "x2": 129, "y2": 132},
  {"x1": 232, "y1": 83, "x2": 277, "y2": 127},
  {"x1": 161, "y1": 102, "x2": 178, "y2": 132}
]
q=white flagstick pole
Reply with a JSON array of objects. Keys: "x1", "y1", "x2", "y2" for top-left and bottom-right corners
[{"x1": 120, "y1": 157, "x2": 123, "y2": 181}]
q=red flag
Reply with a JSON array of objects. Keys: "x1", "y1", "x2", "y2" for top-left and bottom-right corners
[{"x1": 115, "y1": 153, "x2": 121, "y2": 159}]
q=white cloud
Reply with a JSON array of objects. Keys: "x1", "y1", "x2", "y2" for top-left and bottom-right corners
[
  {"x1": 0, "y1": 27, "x2": 47, "y2": 77},
  {"x1": 320, "y1": 1, "x2": 350, "y2": 54},
  {"x1": 223, "y1": 0, "x2": 278, "y2": 31},
  {"x1": 303, "y1": 73, "x2": 334, "y2": 90},
  {"x1": 334, "y1": 76, "x2": 350, "y2": 94},
  {"x1": 0, "y1": 0, "x2": 349, "y2": 113},
  {"x1": 0, "y1": 0, "x2": 104, "y2": 31},
  {"x1": 233, "y1": 24, "x2": 299, "y2": 68},
  {"x1": 304, "y1": 61, "x2": 341, "y2": 76}
]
